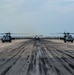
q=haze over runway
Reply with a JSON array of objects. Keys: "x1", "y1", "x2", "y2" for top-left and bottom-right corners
[{"x1": 0, "y1": 0, "x2": 74, "y2": 36}]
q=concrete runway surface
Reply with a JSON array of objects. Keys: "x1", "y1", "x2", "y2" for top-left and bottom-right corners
[{"x1": 0, "y1": 39, "x2": 74, "y2": 75}]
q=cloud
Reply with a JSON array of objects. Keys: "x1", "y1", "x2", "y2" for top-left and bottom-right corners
[
  {"x1": 0, "y1": 0, "x2": 26, "y2": 12},
  {"x1": 61, "y1": 0, "x2": 74, "y2": 2},
  {"x1": 47, "y1": 0, "x2": 74, "y2": 2},
  {"x1": 41, "y1": 0, "x2": 74, "y2": 13},
  {"x1": 0, "y1": 0, "x2": 74, "y2": 35}
]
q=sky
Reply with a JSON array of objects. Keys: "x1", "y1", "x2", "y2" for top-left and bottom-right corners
[{"x1": 0, "y1": 0, "x2": 74, "y2": 36}]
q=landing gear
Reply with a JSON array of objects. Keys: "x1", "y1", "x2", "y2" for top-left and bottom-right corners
[
  {"x1": 64, "y1": 40, "x2": 66, "y2": 43},
  {"x1": 2, "y1": 41, "x2": 4, "y2": 43},
  {"x1": 71, "y1": 40, "x2": 73, "y2": 43}
]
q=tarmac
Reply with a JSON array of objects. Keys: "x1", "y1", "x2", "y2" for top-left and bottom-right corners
[{"x1": 0, "y1": 39, "x2": 74, "y2": 75}]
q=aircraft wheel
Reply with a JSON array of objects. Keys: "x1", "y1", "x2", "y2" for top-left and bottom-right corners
[
  {"x1": 71, "y1": 40, "x2": 73, "y2": 43},
  {"x1": 64, "y1": 40, "x2": 66, "y2": 43},
  {"x1": 2, "y1": 41, "x2": 4, "y2": 43}
]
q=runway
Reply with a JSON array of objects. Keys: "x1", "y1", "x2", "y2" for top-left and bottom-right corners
[{"x1": 0, "y1": 39, "x2": 74, "y2": 75}]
